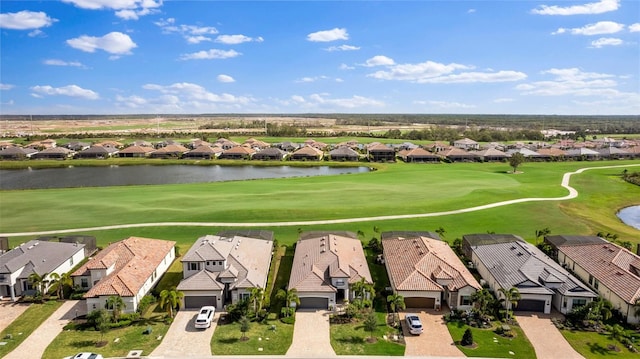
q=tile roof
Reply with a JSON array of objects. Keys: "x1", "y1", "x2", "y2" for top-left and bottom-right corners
[
  {"x1": 382, "y1": 234, "x2": 480, "y2": 293},
  {"x1": 0, "y1": 240, "x2": 85, "y2": 277},
  {"x1": 545, "y1": 235, "x2": 606, "y2": 248},
  {"x1": 536, "y1": 148, "x2": 567, "y2": 157},
  {"x1": 119, "y1": 145, "x2": 155, "y2": 154},
  {"x1": 179, "y1": 233, "x2": 273, "y2": 291},
  {"x1": 558, "y1": 243, "x2": 640, "y2": 304},
  {"x1": 471, "y1": 240, "x2": 596, "y2": 297},
  {"x1": 73, "y1": 237, "x2": 175, "y2": 298},
  {"x1": 288, "y1": 233, "x2": 372, "y2": 293}
]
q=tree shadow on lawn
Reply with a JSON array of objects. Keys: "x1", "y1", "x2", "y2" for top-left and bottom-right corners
[
  {"x1": 217, "y1": 337, "x2": 240, "y2": 344},
  {"x1": 587, "y1": 342, "x2": 613, "y2": 356},
  {"x1": 71, "y1": 340, "x2": 98, "y2": 348},
  {"x1": 335, "y1": 336, "x2": 365, "y2": 344}
]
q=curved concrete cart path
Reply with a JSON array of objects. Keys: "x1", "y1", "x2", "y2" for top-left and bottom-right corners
[
  {"x1": 286, "y1": 310, "x2": 336, "y2": 357},
  {"x1": 516, "y1": 312, "x2": 584, "y2": 359},
  {"x1": 2, "y1": 163, "x2": 638, "y2": 237},
  {"x1": 4, "y1": 300, "x2": 80, "y2": 359},
  {"x1": 150, "y1": 309, "x2": 218, "y2": 358}
]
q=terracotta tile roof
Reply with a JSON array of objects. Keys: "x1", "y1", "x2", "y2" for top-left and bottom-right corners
[
  {"x1": 288, "y1": 233, "x2": 372, "y2": 293},
  {"x1": 74, "y1": 237, "x2": 175, "y2": 298},
  {"x1": 119, "y1": 145, "x2": 155, "y2": 154},
  {"x1": 559, "y1": 243, "x2": 640, "y2": 304},
  {"x1": 292, "y1": 146, "x2": 323, "y2": 156},
  {"x1": 223, "y1": 146, "x2": 256, "y2": 155},
  {"x1": 537, "y1": 148, "x2": 567, "y2": 157},
  {"x1": 440, "y1": 147, "x2": 476, "y2": 157},
  {"x1": 382, "y1": 235, "x2": 480, "y2": 293}
]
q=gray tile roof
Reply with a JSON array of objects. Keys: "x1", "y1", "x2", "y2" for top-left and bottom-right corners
[
  {"x1": 472, "y1": 240, "x2": 596, "y2": 297},
  {"x1": 0, "y1": 240, "x2": 85, "y2": 278},
  {"x1": 545, "y1": 235, "x2": 606, "y2": 248}
]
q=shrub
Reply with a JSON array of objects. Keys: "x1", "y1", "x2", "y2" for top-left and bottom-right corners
[
  {"x1": 280, "y1": 315, "x2": 295, "y2": 324},
  {"x1": 280, "y1": 306, "x2": 295, "y2": 318},
  {"x1": 120, "y1": 312, "x2": 140, "y2": 322},
  {"x1": 137, "y1": 295, "x2": 155, "y2": 314},
  {"x1": 70, "y1": 292, "x2": 85, "y2": 300},
  {"x1": 461, "y1": 328, "x2": 474, "y2": 346}
]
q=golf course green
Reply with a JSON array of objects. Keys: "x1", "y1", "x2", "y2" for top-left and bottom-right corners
[{"x1": 1, "y1": 160, "x2": 638, "y2": 248}]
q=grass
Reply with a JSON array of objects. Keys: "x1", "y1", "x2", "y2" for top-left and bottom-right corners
[
  {"x1": 0, "y1": 300, "x2": 63, "y2": 358},
  {"x1": 210, "y1": 316, "x2": 294, "y2": 355},
  {"x1": 446, "y1": 320, "x2": 536, "y2": 359},
  {"x1": 561, "y1": 329, "x2": 639, "y2": 359},
  {"x1": 41, "y1": 311, "x2": 170, "y2": 359},
  {"x1": 330, "y1": 311, "x2": 405, "y2": 356}
]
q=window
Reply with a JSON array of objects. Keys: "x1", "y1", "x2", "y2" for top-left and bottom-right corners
[
  {"x1": 207, "y1": 261, "x2": 211, "y2": 266},
  {"x1": 189, "y1": 262, "x2": 200, "y2": 271},
  {"x1": 459, "y1": 295, "x2": 472, "y2": 306},
  {"x1": 239, "y1": 293, "x2": 250, "y2": 301},
  {"x1": 219, "y1": 261, "x2": 224, "y2": 265},
  {"x1": 81, "y1": 278, "x2": 89, "y2": 288},
  {"x1": 588, "y1": 275, "x2": 594, "y2": 285},
  {"x1": 572, "y1": 298, "x2": 587, "y2": 308}
]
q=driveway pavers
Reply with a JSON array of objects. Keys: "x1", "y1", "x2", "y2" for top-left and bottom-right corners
[
  {"x1": 402, "y1": 308, "x2": 465, "y2": 357},
  {"x1": 286, "y1": 309, "x2": 335, "y2": 357},
  {"x1": 0, "y1": 300, "x2": 30, "y2": 333},
  {"x1": 3, "y1": 300, "x2": 80, "y2": 359},
  {"x1": 516, "y1": 312, "x2": 584, "y2": 359},
  {"x1": 150, "y1": 309, "x2": 218, "y2": 358}
]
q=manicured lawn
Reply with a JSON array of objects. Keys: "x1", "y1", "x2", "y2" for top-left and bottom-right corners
[
  {"x1": 41, "y1": 312, "x2": 170, "y2": 359},
  {"x1": 0, "y1": 300, "x2": 63, "y2": 358},
  {"x1": 330, "y1": 311, "x2": 404, "y2": 356},
  {"x1": 210, "y1": 317, "x2": 294, "y2": 355},
  {"x1": 561, "y1": 329, "x2": 639, "y2": 359},
  {"x1": 446, "y1": 321, "x2": 536, "y2": 359}
]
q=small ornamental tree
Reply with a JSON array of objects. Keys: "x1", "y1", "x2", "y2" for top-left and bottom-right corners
[
  {"x1": 509, "y1": 152, "x2": 525, "y2": 173},
  {"x1": 363, "y1": 310, "x2": 378, "y2": 342},
  {"x1": 239, "y1": 315, "x2": 250, "y2": 341},
  {"x1": 461, "y1": 328, "x2": 474, "y2": 346}
]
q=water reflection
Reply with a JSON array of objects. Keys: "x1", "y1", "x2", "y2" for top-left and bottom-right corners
[{"x1": 617, "y1": 206, "x2": 640, "y2": 230}]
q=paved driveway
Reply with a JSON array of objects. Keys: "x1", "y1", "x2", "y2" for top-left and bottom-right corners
[
  {"x1": 150, "y1": 309, "x2": 218, "y2": 357},
  {"x1": 4, "y1": 300, "x2": 80, "y2": 359},
  {"x1": 516, "y1": 312, "x2": 584, "y2": 359},
  {"x1": 286, "y1": 309, "x2": 336, "y2": 357},
  {"x1": 402, "y1": 309, "x2": 464, "y2": 357},
  {"x1": 0, "y1": 300, "x2": 30, "y2": 333}
]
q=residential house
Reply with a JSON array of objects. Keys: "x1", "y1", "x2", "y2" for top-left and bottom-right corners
[
  {"x1": 382, "y1": 232, "x2": 480, "y2": 310},
  {"x1": 471, "y1": 148, "x2": 509, "y2": 162},
  {"x1": 290, "y1": 146, "x2": 324, "y2": 161},
  {"x1": 0, "y1": 146, "x2": 36, "y2": 160},
  {"x1": 149, "y1": 144, "x2": 189, "y2": 158},
  {"x1": 177, "y1": 230, "x2": 274, "y2": 310},
  {"x1": 454, "y1": 138, "x2": 479, "y2": 151},
  {"x1": 118, "y1": 145, "x2": 155, "y2": 158},
  {"x1": 0, "y1": 240, "x2": 86, "y2": 301},
  {"x1": 252, "y1": 147, "x2": 287, "y2": 161},
  {"x1": 367, "y1": 143, "x2": 395, "y2": 162},
  {"x1": 72, "y1": 236, "x2": 176, "y2": 314},
  {"x1": 183, "y1": 145, "x2": 222, "y2": 159},
  {"x1": 546, "y1": 235, "x2": 640, "y2": 324},
  {"x1": 566, "y1": 148, "x2": 600, "y2": 161},
  {"x1": 288, "y1": 231, "x2": 372, "y2": 309},
  {"x1": 329, "y1": 146, "x2": 359, "y2": 162},
  {"x1": 596, "y1": 147, "x2": 632, "y2": 160},
  {"x1": 439, "y1": 147, "x2": 477, "y2": 162},
  {"x1": 464, "y1": 234, "x2": 597, "y2": 314},
  {"x1": 398, "y1": 148, "x2": 440, "y2": 163},
  {"x1": 32, "y1": 147, "x2": 74, "y2": 160},
  {"x1": 218, "y1": 145, "x2": 255, "y2": 160},
  {"x1": 65, "y1": 142, "x2": 91, "y2": 151},
  {"x1": 75, "y1": 145, "x2": 119, "y2": 159}
]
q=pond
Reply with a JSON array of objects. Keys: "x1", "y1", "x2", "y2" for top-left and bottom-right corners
[
  {"x1": 617, "y1": 205, "x2": 640, "y2": 230},
  {"x1": 0, "y1": 165, "x2": 370, "y2": 190}
]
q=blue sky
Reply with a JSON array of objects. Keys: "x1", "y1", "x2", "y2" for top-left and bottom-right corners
[{"x1": 0, "y1": 0, "x2": 638, "y2": 115}]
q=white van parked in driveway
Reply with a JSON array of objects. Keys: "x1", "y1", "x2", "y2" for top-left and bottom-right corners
[{"x1": 194, "y1": 306, "x2": 216, "y2": 329}]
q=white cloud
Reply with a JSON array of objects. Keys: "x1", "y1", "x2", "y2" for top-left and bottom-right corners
[
  {"x1": 155, "y1": 18, "x2": 219, "y2": 43},
  {"x1": 217, "y1": 74, "x2": 235, "y2": 83},
  {"x1": 0, "y1": 10, "x2": 57, "y2": 30},
  {"x1": 179, "y1": 49, "x2": 241, "y2": 60},
  {"x1": 363, "y1": 55, "x2": 395, "y2": 67},
  {"x1": 30, "y1": 85, "x2": 99, "y2": 100},
  {"x1": 291, "y1": 95, "x2": 305, "y2": 103},
  {"x1": 493, "y1": 98, "x2": 515, "y2": 103},
  {"x1": 142, "y1": 82, "x2": 251, "y2": 104},
  {"x1": 516, "y1": 68, "x2": 623, "y2": 97},
  {"x1": 590, "y1": 37, "x2": 623, "y2": 48},
  {"x1": 553, "y1": 21, "x2": 624, "y2": 35},
  {"x1": 335, "y1": 78, "x2": 344, "y2": 83},
  {"x1": 67, "y1": 32, "x2": 137, "y2": 55},
  {"x1": 115, "y1": 94, "x2": 147, "y2": 108},
  {"x1": 62, "y1": 0, "x2": 162, "y2": 20},
  {"x1": 339, "y1": 63, "x2": 355, "y2": 70},
  {"x1": 415, "y1": 100, "x2": 475, "y2": 109},
  {"x1": 324, "y1": 45, "x2": 360, "y2": 52},
  {"x1": 307, "y1": 93, "x2": 384, "y2": 108},
  {"x1": 467, "y1": 9, "x2": 476, "y2": 13},
  {"x1": 295, "y1": 76, "x2": 329, "y2": 83},
  {"x1": 0, "y1": 83, "x2": 15, "y2": 90},
  {"x1": 531, "y1": 0, "x2": 619, "y2": 15},
  {"x1": 629, "y1": 23, "x2": 640, "y2": 32},
  {"x1": 43, "y1": 59, "x2": 85, "y2": 67},
  {"x1": 215, "y1": 34, "x2": 263, "y2": 44},
  {"x1": 307, "y1": 28, "x2": 349, "y2": 42}
]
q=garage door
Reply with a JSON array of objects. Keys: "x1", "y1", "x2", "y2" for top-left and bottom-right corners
[
  {"x1": 404, "y1": 297, "x2": 435, "y2": 309},
  {"x1": 184, "y1": 296, "x2": 216, "y2": 309},
  {"x1": 515, "y1": 299, "x2": 545, "y2": 312},
  {"x1": 299, "y1": 297, "x2": 328, "y2": 309}
]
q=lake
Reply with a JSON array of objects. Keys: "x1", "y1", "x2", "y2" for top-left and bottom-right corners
[
  {"x1": 0, "y1": 165, "x2": 370, "y2": 190},
  {"x1": 617, "y1": 205, "x2": 640, "y2": 230}
]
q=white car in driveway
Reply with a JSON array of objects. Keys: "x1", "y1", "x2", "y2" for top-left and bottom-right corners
[
  {"x1": 405, "y1": 313, "x2": 423, "y2": 335},
  {"x1": 194, "y1": 306, "x2": 216, "y2": 329},
  {"x1": 63, "y1": 353, "x2": 104, "y2": 359}
]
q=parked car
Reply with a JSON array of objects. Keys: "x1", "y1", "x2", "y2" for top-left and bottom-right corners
[
  {"x1": 405, "y1": 313, "x2": 423, "y2": 335},
  {"x1": 63, "y1": 353, "x2": 104, "y2": 359},
  {"x1": 194, "y1": 306, "x2": 216, "y2": 329}
]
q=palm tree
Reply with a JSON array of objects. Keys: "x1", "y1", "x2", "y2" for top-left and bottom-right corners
[
  {"x1": 249, "y1": 287, "x2": 264, "y2": 314},
  {"x1": 159, "y1": 288, "x2": 184, "y2": 318},
  {"x1": 351, "y1": 278, "x2": 375, "y2": 306},
  {"x1": 28, "y1": 272, "x2": 50, "y2": 299},
  {"x1": 471, "y1": 289, "x2": 494, "y2": 318},
  {"x1": 435, "y1": 227, "x2": 446, "y2": 239},
  {"x1": 276, "y1": 288, "x2": 299, "y2": 316},
  {"x1": 48, "y1": 272, "x2": 73, "y2": 299},
  {"x1": 535, "y1": 227, "x2": 550, "y2": 245},
  {"x1": 498, "y1": 287, "x2": 521, "y2": 320},
  {"x1": 106, "y1": 295, "x2": 126, "y2": 322},
  {"x1": 386, "y1": 293, "x2": 405, "y2": 327}
]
